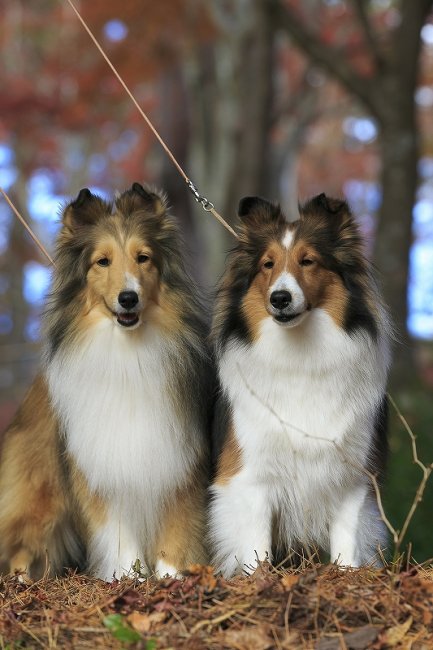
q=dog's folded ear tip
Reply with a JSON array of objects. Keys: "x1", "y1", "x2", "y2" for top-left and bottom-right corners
[
  {"x1": 131, "y1": 182, "x2": 146, "y2": 195},
  {"x1": 238, "y1": 196, "x2": 264, "y2": 217},
  {"x1": 62, "y1": 188, "x2": 105, "y2": 229},
  {"x1": 127, "y1": 183, "x2": 167, "y2": 218},
  {"x1": 238, "y1": 196, "x2": 282, "y2": 227},
  {"x1": 304, "y1": 193, "x2": 349, "y2": 216},
  {"x1": 131, "y1": 182, "x2": 156, "y2": 201},
  {"x1": 72, "y1": 188, "x2": 93, "y2": 207}
]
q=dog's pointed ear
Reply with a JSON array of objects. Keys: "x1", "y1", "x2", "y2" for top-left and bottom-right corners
[
  {"x1": 238, "y1": 196, "x2": 282, "y2": 228},
  {"x1": 129, "y1": 182, "x2": 166, "y2": 218},
  {"x1": 302, "y1": 193, "x2": 349, "y2": 219},
  {"x1": 62, "y1": 188, "x2": 107, "y2": 231},
  {"x1": 301, "y1": 193, "x2": 363, "y2": 264},
  {"x1": 300, "y1": 192, "x2": 354, "y2": 233}
]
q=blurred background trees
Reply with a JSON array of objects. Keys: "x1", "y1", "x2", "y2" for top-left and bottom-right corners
[{"x1": 0, "y1": 0, "x2": 432, "y2": 559}]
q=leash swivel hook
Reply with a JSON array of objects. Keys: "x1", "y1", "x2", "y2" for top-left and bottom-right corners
[{"x1": 186, "y1": 179, "x2": 215, "y2": 212}]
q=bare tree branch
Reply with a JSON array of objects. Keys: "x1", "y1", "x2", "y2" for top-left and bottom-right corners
[
  {"x1": 367, "y1": 471, "x2": 398, "y2": 547},
  {"x1": 387, "y1": 393, "x2": 433, "y2": 551},
  {"x1": 393, "y1": 0, "x2": 433, "y2": 95},
  {"x1": 421, "y1": 0, "x2": 433, "y2": 17},
  {"x1": 270, "y1": 0, "x2": 380, "y2": 118},
  {"x1": 270, "y1": 65, "x2": 319, "y2": 126},
  {"x1": 351, "y1": 0, "x2": 385, "y2": 71},
  {"x1": 237, "y1": 361, "x2": 433, "y2": 562}
]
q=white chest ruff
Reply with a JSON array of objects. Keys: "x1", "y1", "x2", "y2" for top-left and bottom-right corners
[
  {"x1": 46, "y1": 321, "x2": 196, "y2": 503},
  {"x1": 212, "y1": 312, "x2": 390, "y2": 572},
  {"x1": 219, "y1": 310, "x2": 389, "y2": 487}
]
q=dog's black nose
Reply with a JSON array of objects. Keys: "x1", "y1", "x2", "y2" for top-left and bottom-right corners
[
  {"x1": 270, "y1": 290, "x2": 292, "y2": 310},
  {"x1": 118, "y1": 290, "x2": 139, "y2": 310}
]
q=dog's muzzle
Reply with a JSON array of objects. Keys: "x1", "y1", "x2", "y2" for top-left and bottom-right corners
[
  {"x1": 116, "y1": 290, "x2": 140, "y2": 327},
  {"x1": 269, "y1": 290, "x2": 307, "y2": 325}
]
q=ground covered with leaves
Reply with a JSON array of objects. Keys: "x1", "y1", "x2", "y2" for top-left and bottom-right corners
[{"x1": 1, "y1": 563, "x2": 432, "y2": 649}]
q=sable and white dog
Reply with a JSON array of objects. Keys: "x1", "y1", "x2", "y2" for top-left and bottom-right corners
[
  {"x1": 210, "y1": 194, "x2": 391, "y2": 577},
  {"x1": 0, "y1": 183, "x2": 212, "y2": 581}
]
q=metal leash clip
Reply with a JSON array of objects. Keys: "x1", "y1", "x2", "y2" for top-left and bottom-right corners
[{"x1": 186, "y1": 179, "x2": 215, "y2": 212}]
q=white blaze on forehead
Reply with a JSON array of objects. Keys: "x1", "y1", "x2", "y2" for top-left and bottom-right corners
[
  {"x1": 124, "y1": 272, "x2": 141, "y2": 294},
  {"x1": 270, "y1": 271, "x2": 306, "y2": 311},
  {"x1": 282, "y1": 228, "x2": 294, "y2": 250}
]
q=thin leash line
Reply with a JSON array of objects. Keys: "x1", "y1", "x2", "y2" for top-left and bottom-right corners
[
  {"x1": 64, "y1": 0, "x2": 238, "y2": 240},
  {"x1": 0, "y1": 187, "x2": 56, "y2": 267},
  {"x1": 65, "y1": 0, "x2": 185, "y2": 180}
]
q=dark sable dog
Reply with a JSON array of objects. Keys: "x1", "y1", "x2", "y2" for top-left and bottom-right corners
[
  {"x1": 0, "y1": 183, "x2": 212, "y2": 580},
  {"x1": 210, "y1": 194, "x2": 391, "y2": 577}
]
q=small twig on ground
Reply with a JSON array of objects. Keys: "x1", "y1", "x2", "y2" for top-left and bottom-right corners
[{"x1": 387, "y1": 393, "x2": 433, "y2": 554}]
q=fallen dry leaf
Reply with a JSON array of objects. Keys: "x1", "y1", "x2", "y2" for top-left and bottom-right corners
[
  {"x1": 220, "y1": 625, "x2": 274, "y2": 650},
  {"x1": 343, "y1": 625, "x2": 381, "y2": 649},
  {"x1": 422, "y1": 608, "x2": 432, "y2": 625},
  {"x1": 188, "y1": 564, "x2": 218, "y2": 592},
  {"x1": 127, "y1": 610, "x2": 167, "y2": 633},
  {"x1": 316, "y1": 626, "x2": 381, "y2": 650},
  {"x1": 113, "y1": 588, "x2": 143, "y2": 611},
  {"x1": 281, "y1": 573, "x2": 300, "y2": 591},
  {"x1": 381, "y1": 616, "x2": 413, "y2": 647}
]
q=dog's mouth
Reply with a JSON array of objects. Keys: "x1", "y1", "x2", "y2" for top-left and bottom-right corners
[
  {"x1": 274, "y1": 312, "x2": 303, "y2": 324},
  {"x1": 116, "y1": 312, "x2": 140, "y2": 328},
  {"x1": 272, "y1": 304, "x2": 311, "y2": 327}
]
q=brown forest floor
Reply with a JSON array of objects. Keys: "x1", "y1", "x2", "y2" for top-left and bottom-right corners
[{"x1": 1, "y1": 563, "x2": 433, "y2": 649}]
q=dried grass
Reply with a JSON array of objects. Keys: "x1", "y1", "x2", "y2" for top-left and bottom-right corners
[{"x1": 1, "y1": 562, "x2": 433, "y2": 649}]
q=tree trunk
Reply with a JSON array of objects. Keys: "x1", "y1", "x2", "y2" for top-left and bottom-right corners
[
  {"x1": 187, "y1": 0, "x2": 275, "y2": 280},
  {"x1": 374, "y1": 112, "x2": 418, "y2": 387},
  {"x1": 157, "y1": 65, "x2": 206, "y2": 285},
  {"x1": 372, "y1": 0, "x2": 429, "y2": 387},
  {"x1": 221, "y1": 0, "x2": 274, "y2": 215}
]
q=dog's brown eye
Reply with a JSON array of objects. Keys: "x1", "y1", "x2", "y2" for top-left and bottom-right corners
[
  {"x1": 97, "y1": 258, "x2": 110, "y2": 267},
  {"x1": 263, "y1": 260, "x2": 274, "y2": 269},
  {"x1": 137, "y1": 254, "x2": 150, "y2": 264},
  {"x1": 300, "y1": 258, "x2": 314, "y2": 267}
]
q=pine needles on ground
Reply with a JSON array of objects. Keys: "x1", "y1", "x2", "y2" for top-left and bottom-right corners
[{"x1": 1, "y1": 562, "x2": 432, "y2": 649}]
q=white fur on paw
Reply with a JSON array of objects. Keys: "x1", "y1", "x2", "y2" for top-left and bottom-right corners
[{"x1": 155, "y1": 559, "x2": 181, "y2": 579}]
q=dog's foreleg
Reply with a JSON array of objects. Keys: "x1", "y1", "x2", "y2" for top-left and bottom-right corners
[
  {"x1": 329, "y1": 483, "x2": 368, "y2": 567},
  {"x1": 9, "y1": 548, "x2": 32, "y2": 581},
  {"x1": 210, "y1": 473, "x2": 272, "y2": 578},
  {"x1": 153, "y1": 478, "x2": 208, "y2": 578},
  {"x1": 88, "y1": 512, "x2": 147, "y2": 581}
]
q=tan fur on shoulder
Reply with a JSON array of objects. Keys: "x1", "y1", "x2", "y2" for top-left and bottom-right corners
[{"x1": 0, "y1": 376, "x2": 81, "y2": 578}]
